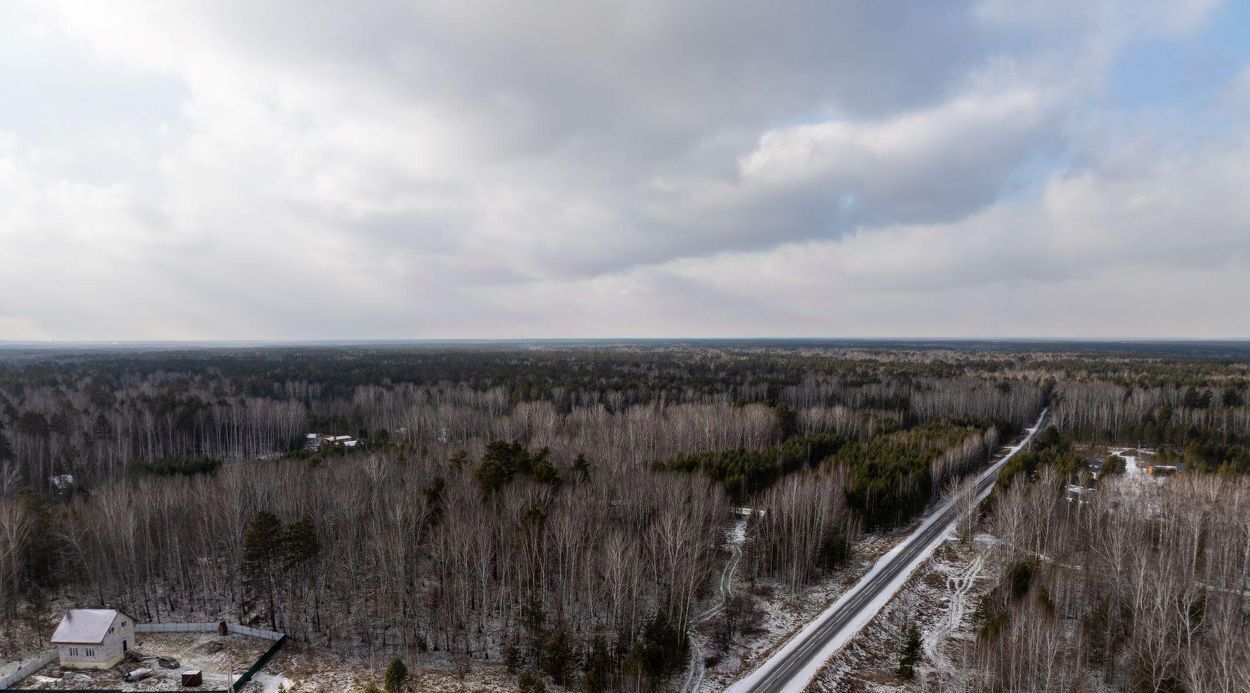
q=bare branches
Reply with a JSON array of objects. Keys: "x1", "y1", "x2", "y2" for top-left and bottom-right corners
[{"x1": 982, "y1": 472, "x2": 1250, "y2": 691}]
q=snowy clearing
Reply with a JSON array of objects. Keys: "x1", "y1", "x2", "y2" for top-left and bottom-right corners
[{"x1": 19, "y1": 632, "x2": 269, "y2": 690}]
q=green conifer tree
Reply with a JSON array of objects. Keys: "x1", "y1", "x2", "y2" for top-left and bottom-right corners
[
  {"x1": 241, "y1": 511, "x2": 283, "y2": 630},
  {"x1": 898, "y1": 624, "x2": 922, "y2": 679},
  {"x1": 383, "y1": 657, "x2": 408, "y2": 693}
]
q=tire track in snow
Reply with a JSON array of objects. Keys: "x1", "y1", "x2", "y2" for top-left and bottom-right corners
[
  {"x1": 682, "y1": 517, "x2": 747, "y2": 693},
  {"x1": 922, "y1": 550, "x2": 984, "y2": 674}
]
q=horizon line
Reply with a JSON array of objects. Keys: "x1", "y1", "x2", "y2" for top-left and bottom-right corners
[{"x1": 3, "y1": 337, "x2": 1250, "y2": 347}]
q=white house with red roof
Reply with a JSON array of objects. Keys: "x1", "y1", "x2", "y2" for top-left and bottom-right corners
[{"x1": 50, "y1": 609, "x2": 135, "y2": 669}]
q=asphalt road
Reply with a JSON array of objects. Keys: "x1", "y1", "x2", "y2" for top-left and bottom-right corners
[{"x1": 737, "y1": 409, "x2": 1048, "y2": 693}]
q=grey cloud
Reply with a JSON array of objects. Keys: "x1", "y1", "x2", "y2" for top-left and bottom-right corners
[{"x1": 0, "y1": 0, "x2": 1240, "y2": 339}]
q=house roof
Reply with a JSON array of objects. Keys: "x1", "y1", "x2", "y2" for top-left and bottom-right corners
[{"x1": 50, "y1": 609, "x2": 126, "y2": 644}]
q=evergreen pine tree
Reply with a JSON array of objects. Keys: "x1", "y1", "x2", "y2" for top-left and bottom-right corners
[
  {"x1": 0, "y1": 426, "x2": 13, "y2": 461},
  {"x1": 572, "y1": 454, "x2": 591, "y2": 481},
  {"x1": 503, "y1": 640, "x2": 522, "y2": 674},
  {"x1": 540, "y1": 621, "x2": 573, "y2": 685},
  {"x1": 635, "y1": 610, "x2": 687, "y2": 684},
  {"x1": 521, "y1": 596, "x2": 546, "y2": 661},
  {"x1": 281, "y1": 517, "x2": 320, "y2": 570},
  {"x1": 582, "y1": 637, "x2": 613, "y2": 693},
  {"x1": 241, "y1": 511, "x2": 283, "y2": 630},
  {"x1": 421, "y1": 476, "x2": 446, "y2": 533},
  {"x1": 16, "y1": 490, "x2": 54, "y2": 587},
  {"x1": 898, "y1": 624, "x2": 922, "y2": 679},
  {"x1": 518, "y1": 670, "x2": 546, "y2": 693},
  {"x1": 383, "y1": 657, "x2": 408, "y2": 693}
]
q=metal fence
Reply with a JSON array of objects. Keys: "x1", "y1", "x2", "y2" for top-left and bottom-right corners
[
  {"x1": 226, "y1": 625, "x2": 283, "y2": 642},
  {"x1": 135, "y1": 622, "x2": 283, "y2": 641},
  {"x1": 0, "y1": 623, "x2": 286, "y2": 693},
  {"x1": 231, "y1": 634, "x2": 287, "y2": 691},
  {"x1": 135, "y1": 622, "x2": 221, "y2": 634}
]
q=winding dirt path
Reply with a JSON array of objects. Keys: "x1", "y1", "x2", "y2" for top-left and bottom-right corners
[{"x1": 682, "y1": 517, "x2": 748, "y2": 693}]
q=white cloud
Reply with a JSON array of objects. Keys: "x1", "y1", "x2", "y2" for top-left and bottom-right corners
[
  {"x1": 736, "y1": 83, "x2": 1056, "y2": 221},
  {"x1": 0, "y1": 0, "x2": 1243, "y2": 339},
  {"x1": 606, "y1": 136, "x2": 1250, "y2": 336}
]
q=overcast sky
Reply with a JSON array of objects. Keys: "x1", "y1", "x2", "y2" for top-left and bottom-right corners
[{"x1": 2, "y1": 0, "x2": 1249, "y2": 340}]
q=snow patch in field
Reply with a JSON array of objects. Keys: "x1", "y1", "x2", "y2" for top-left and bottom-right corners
[
  {"x1": 250, "y1": 671, "x2": 295, "y2": 692},
  {"x1": 1108, "y1": 448, "x2": 1147, "y2": 477},
  {"x1": 922, "y1": 551, "x2": 985, "y2": 674},
  {"x1": 809, "y1": 540, "x2": 999, "y2": 692}
]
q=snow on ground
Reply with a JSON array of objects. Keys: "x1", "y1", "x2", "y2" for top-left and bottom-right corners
[
  {"x1": 728, "y1": 410, "x2": 1047, "y2": 693},
  {"x1": 3, "y1": 613, "x2": 561, "y2": 693},
  {"x1": 12, "y1": 631, "x2": 518, "y2": 693},
  {"x1": 1109, "y1": 448, "x2": 1147, "y2": 477},
  {"x1": 807, "y1": 531, "x2": 1121, "y2": 693},
  {"x1": 921, "y1": 549, "x2": 985, "y2": 675},
  {"x1": 264, "y1": 642, "x2": 564, "y2": 693},
  {"x1": 683, "y1": 517, "x2": 748, "y2": 692},
  {"x1": 695, "y1": 530, "x2": 907, "y2": 692},
  {"x1": 808, "y1": 537, "x2": 1000, "y2": 693},
  {"x1": 249, "y1": 671, "x2": 295, "y2": 693},
  {"x1": 20, "y1": 632, "x2": 271, "y2": 690},
  {"x1": 1107, "y1": 448, "x2": 1170, "y2": 483}
]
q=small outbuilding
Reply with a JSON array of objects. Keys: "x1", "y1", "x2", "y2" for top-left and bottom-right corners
[
  {"x1": 49, "y1": 474, "x2": 75, "y2": 493},
  {"x1": 50, "y1": 609, "x2": 136, "y2": 670},
  {"x1": 306, "y1": 433, "x2": 359, "y2": 449}
]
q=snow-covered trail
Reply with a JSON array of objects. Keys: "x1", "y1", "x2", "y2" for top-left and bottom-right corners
[
  {"x1": 1108, "y1": 448, "x2": 1145, "y2": 477},
  {"x1": 922, "y1": 551, "x2": 985, "y2": 674},
  {"x1": 728, "y1": 409, "x2": 1048, "y2": 693},
  {"x1": 682, "y1": 517, "x2": 748, "y2": 693}
]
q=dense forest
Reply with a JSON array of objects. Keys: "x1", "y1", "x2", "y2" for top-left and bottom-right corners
[
  {"x1": 971, "y1": 460, "x2": 1250, "y2": 691},
  {"x1": 1, "y1": 343, "x2": 1248, "y2": 691}
]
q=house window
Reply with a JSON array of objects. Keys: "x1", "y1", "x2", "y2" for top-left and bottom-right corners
[{"x1": 69, "y1": 647, "x2": 79, "y2": 657}]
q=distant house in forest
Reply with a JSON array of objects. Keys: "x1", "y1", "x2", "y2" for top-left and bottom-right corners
[
  {"x1": 51, "y1": 609, "x2": 135, "y2": 669},
  {"x1": 1143, "y1": 463, "x2": 1180, "y2": 477},
  {"x1": 324, "y1": 434, "x2": 358, "y2": 448},
  {"x1": 304, "y1": 433, "x2": 358, "y2": 451},
  {"x1": 1066, "y1": 485, "x2": 1095, "y2": 504}
]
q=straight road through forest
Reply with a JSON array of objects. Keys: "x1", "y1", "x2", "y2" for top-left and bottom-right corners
[{"x1": 727, "y1": 409, "x2": 1049, "y2": 693}]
